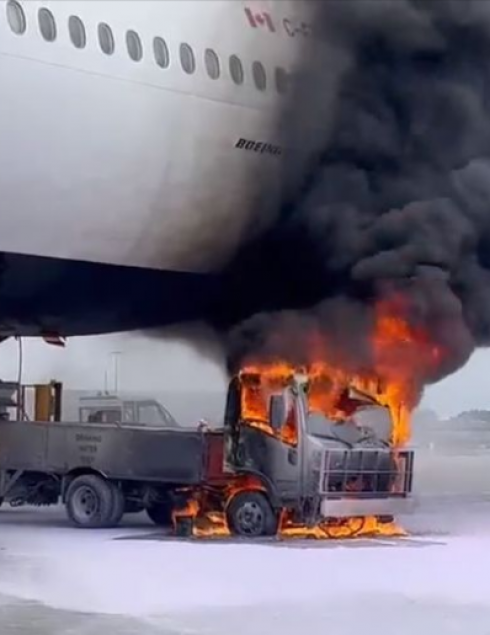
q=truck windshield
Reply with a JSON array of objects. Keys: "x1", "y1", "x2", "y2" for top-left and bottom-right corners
[{"x1": 136, "y1": 401, "x2": 179, "y2": 427}]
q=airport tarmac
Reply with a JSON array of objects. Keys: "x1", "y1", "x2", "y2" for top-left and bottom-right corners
[
  {"x1": 1, "y1": 503, "x2": 490, "y2": 635},
  {"x1": 0, "y1": 450, "x2": 489, "y2": 635}
]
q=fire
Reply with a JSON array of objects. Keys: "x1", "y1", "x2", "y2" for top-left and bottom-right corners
[
  {"x1": 239, "y1": 365, "x2": 299, "y2": 445},
  {"x1": 370, "y1": 295, "x2": 443, "y2": 445},
  {"x1": 191, "y1": 515, "x2": 406, "y2": 540},
  {"x1": 280, "y1": 514, "x2": 406, "y2": 539},
  {"x1": 172, "y1": 477, "x2": 266, "y2": 537},
  {"x1": 171, "y1": 489, "x2": 406, "y2": 540},
  {"x1": 239, "y1": 363, "x2": 293, "y2": 424},
  {"x1": 169, "y1": 293, "x2": 431, "y2": 542},
  {"x1": 238, "y1": 294, "x2": 442, "y2": 448}
]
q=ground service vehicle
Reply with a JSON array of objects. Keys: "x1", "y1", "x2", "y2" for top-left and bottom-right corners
[
  {"x1": 77, "y1": 393, "x2": 181, "y2": 428},
  {"x1": 0, "y1": 373, "x2": 415, "y2": 536}
]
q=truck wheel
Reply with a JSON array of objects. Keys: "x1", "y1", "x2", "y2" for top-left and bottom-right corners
[
  {"x1": 107, "y1": 483, "x2": 125, "y2": 527},
  {"x1": 65, "y1": 475, "x2": 115, "y2": 529},
  {"x1": 226, "y1": 491, "x2": 278, "y2": 537},
  {"x1": 147, "y1": 501, "x2": 173, "y2": 527}
]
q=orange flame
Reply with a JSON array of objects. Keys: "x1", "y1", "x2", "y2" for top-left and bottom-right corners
[
  {"x1": 370, "y1": 295, "x2": 443, "y2": 445},
  {"x1": 169, "y1": 294, "x2": 434, "y2": 541},
  {"x1": 172, "y1": 477, "x2": 267, "y2": 537},
  {"x1": 190, "y1": 515, "x2": 405, "y2": 540},
  {"x1": 239, "y1": 365, "x2": 299, "y2": 445},
  {"x1": 280, "y1": 513, "x2": 406, "y2": 539},
  {"x1": 171, "y1": 485, "x2": 405, "y2": 540},
  {"x1": 237, "y1": 294, "x2": 442, "y2": 447}
]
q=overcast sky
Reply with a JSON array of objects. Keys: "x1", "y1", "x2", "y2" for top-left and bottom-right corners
[
  {"x1": 0, "y1": 334, "x2": 227, "y2": 394},
  {"x1": 0, "y1": 334, "x2": 488, "y2": 418}
]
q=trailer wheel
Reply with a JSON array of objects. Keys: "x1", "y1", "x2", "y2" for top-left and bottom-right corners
[
  {"x1": 147, "y1": 501, "x2": 173, "y2": 527},
  {"x1": 65, "y1": 475, "x2": 115, "y2": 529},
  {"x1": 226, "y1": 491, "x2": 278, "y2": 537}
]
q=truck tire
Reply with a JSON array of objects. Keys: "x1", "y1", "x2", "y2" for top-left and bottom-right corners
[
  {"x1": 146, "y1": 501, "x2": 173, "y2": 527},
  {"x1": 107, "y1": 483, "x2": 125, "y2": 527},
  {"x1": 65, "y1": 475, "x2": 116, "y2": 529},
  {"x1": 226, "y1": 491, "x2": 278, "y2": 538}
]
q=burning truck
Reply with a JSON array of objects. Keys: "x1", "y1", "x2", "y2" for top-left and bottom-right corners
[
  {"x1": 0, "y1": 366, "x2": 414, "y2": 538},
  {"x1": 208, "y1": 367, "x2": 414, "y2": 538}
]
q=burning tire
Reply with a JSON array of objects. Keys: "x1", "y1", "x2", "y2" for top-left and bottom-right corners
[
  {"x1": 226, "y1": 491, "x2": 278, "y2": 537},
  {"x1": 65, "y1": 474, "x2": 115, "y2": 528}
]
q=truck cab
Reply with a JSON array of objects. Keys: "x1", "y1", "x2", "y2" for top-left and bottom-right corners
[
  {"x1": 78, "y1": 394, "x2": 180, "y2": 428},
  {"x1": 221, "y1": 370, "x2": 414, "y2": 527}
]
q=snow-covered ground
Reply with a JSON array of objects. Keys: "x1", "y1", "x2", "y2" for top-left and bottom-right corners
[{"x1": 0, "y1": 505, "x2": 490, "y2": 635}]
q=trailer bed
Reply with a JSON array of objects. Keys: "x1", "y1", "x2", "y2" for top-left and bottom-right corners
[{"x1": 0, "y1": 420, "x2": 206, "y2": 483}]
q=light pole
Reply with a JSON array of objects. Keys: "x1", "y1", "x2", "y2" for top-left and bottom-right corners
[{"x1": 110, "y1": 351, "x2": 122, "y2": 394}]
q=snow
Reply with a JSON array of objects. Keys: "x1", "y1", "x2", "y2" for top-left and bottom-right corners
[{"x1": 0, "y1": 519, "x2": 489, "y2": 623}]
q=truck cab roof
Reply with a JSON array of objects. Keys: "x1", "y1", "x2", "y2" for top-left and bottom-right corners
[{"x1": 78, "y1": 393, "x2": 180, "y2": 428}]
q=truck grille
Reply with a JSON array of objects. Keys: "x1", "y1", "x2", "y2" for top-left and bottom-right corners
[{"x1": 318, "y1": 448, "x2": 414, "y2": 499}]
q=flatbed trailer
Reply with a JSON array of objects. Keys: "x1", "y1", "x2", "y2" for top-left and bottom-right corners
[
  {"x1": 0, "y1": 374, "x2": 416, "y2": 536},
  {"x1": 0, "y1": 418, "x2": 227, "y2": 528}
]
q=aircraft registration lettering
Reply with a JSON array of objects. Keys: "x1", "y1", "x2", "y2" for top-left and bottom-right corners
[{"x1": 283, "y1": 18, "x2": 314, "y2": 39}]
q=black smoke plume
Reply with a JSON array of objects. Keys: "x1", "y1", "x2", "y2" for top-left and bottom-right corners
[{"x1": 176, "y1": 1, "x2": 490, "y2": 396}]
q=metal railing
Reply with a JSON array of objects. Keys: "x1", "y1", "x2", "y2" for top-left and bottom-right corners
[{"x1": 318, "y1": 448, "x2": 414, "y2": 499}]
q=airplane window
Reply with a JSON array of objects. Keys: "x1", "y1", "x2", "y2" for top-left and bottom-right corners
[
  {"x1": 275, "y1": 67, "x2": 289, "y2": 94},
  {"x1": 229, "y1": 55, "x2": 244, "y2": 85},
  {"x1": 6, "y1": 0, "x2": 26, "y2": 35},
  {"x1": 252, "y1": 61, "x2": 266, "y2": 91},
  {"x1": 68, "y1": 15, "x2": 86, "y2": 49},
  {"x1": 126, "y1": 29, "x2": 143, "y2": 62},
  {"x1": 98, "y1": 22, "x2": 114, "y2": 55},
  {"x1": 38, "y1": 7, "x2": 56, "y2": 42},
  {"x1": 205, "y1": 48, "x2": 220, "y2": 80},
  {"x1": 180, "y1": 43, "x2": 195, "y2": 74},
  {"x1": 153, "y1": 36, "x2": 170, "y2": 69}
]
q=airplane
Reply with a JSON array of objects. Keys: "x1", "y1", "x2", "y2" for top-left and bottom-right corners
[{"x1": 0, "y1": 0, "x2": 335, "y2": 343}]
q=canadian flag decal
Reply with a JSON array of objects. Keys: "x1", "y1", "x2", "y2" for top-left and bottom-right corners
[{"x1": 244, "y1": 7, "x2": 276, "y2": 32}]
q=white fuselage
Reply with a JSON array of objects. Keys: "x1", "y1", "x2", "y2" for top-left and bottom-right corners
[{"x1": 0, "y1": 0, "x2": 316, "y2": 274}]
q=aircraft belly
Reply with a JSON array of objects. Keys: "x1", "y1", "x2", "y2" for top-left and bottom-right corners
[{"x1": 0, "y1": 55, "x2": 282, "y2": 274}]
